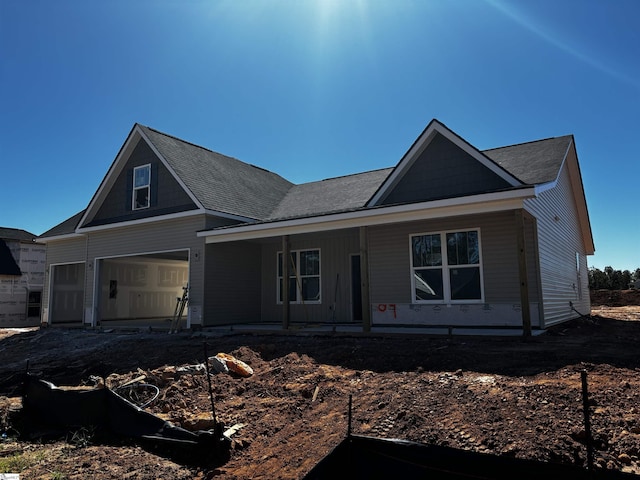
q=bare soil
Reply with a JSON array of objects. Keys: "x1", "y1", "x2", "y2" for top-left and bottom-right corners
[{"x1": 1, "y1": 290, "x2": 640, "y2": 479}]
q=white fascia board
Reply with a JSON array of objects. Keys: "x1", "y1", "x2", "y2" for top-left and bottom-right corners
[
  {"x1": 436, "y1": 126, "x2": 523, "y2": 186},
  {"x1": 200, "y1": 188, "x2": 536, "y2": 244},
  {"x1": 36, "y1": 233, "x2": 85, "y2": 243},
  {"x1": 203, "y1": 209, "x2": 258, "y2": 223},
  {"x1": 77, "y1": 125, "x2": 207, "y2": 232},
  {"x1": 531, "y1": 138, "x2": 574, "y2": 196},
  {"x1": 534, "y1": 181, "x2": 557, "y2": 195},
  {"x1": 137, "y1": 127, "x2": 205, "y2": 209},
  {"x1": 367, "y1": 127, "x2": 437, "y2": 206},
  {"x1": 368, "y1": 121, "x2": 522, "y2": 206},
  {"x1": 77, "y1": 127, "x2": 142, "y2": 230},
  {"x1": 76, "y1": 208, "x2": 205, "y2": 233}
]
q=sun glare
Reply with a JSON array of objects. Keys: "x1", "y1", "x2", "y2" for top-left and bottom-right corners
[{"x1": 486, "y1": 0, "x2": 639, "y2": 90}]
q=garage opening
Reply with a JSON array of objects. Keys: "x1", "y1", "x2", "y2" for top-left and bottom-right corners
[
  {"x1": 50, "y1": 263, "x2": 85, "y2": 324},
  {"x1": 96, "y1": 250, "x2": 189, "y2": 329}
]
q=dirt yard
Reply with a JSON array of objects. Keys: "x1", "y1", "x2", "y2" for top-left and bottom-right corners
[{"x1": 1, "y1": 290, "x2": 639, "y2": 479}]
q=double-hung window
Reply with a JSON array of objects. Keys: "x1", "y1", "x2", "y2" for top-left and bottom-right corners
[
  {"x1": 410, "y1": 229, "x2": 483, "y2": 303},
  {"x1": 277, "y1": 249, "x2": 321, "y2": 303},
  {"x1": 132, "y1": 164, "x2": 151, "y2": 210}
]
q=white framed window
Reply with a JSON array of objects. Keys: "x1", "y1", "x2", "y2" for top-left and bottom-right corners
[
  {"x1": 132, "y1": 164, "x2": 151, "y2": 210},
  {"x1": 277, "y1": 249, "x2": 321, "y2": 303},
  {"x1": 410, "y1": 229, "x2": 484, "y2": 303}
]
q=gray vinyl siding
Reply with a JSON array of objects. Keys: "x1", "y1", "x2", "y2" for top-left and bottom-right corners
[
  {"x1": 84, "y1": 215, "x2": 207, "y2": 324},
  {"x1": 204, "y1": 241, "x2": 262, "y2": 325},
  {"x1": 380, "y1": 133, "x2": 511, "y2": 205},
  {"x1": 525, "y1": 149, "x2": 590, "y2": 326},
  {"x1": 42, "y1": 236, "x2": 87, "y2": 312},
  {"x1": 260, "y1": 229, "x2": 360, "y2": 324},
  {"x1": 87, "y1": 139, "x2": 197, "y2": 227},
  {"x1": 368, "y1": 211, "x2": 540, "y2": 310}
]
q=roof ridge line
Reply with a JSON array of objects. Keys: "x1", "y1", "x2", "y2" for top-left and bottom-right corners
[{"x1": 317, "y1": 167, "x2": 393, "y2": 183}]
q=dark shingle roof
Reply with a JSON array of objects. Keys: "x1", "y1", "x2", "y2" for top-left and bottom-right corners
[
  {"x1": 0, "y1": 239, "x2": 21, "y2": 275},
  {"x1": 483, "y1": 135, "x2": 572, "y2": 185},
  {"x1": 0, "y1": 228, "x2": 37, "y2": 241},
  {"x1": 38, "y1": 211, "x2": 85, "y2": 238},
  {"x1": 267, "y1": 168, "x2": 393, "y2": 220},
  {"x1": 140, "y1": 126, "x2": 293, "y2": 220},
  {"x1": 38, "y1": 124, "x2": 575, "y2": 236}
]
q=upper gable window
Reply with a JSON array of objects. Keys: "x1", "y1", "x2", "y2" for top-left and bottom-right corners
[{"x1": 132, "y1": 164, "x2": 151, "y2": 210}]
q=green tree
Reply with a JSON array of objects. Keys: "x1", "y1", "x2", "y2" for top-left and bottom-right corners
[
  {"x1": 589, "y1": 266, "x2": 639, "y2": 290},
  {"x1": 588, "y1": 267, "x2": 609, "y2": 289}
]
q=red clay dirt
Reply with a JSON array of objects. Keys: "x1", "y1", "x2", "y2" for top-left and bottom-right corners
[{"x1": 0, "y1": 290, "x2": 639, "y2": 479}]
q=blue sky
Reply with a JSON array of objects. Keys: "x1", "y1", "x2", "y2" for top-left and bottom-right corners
[{"x1": 1, "y1": 0, "x2": 638, "y2": 272}]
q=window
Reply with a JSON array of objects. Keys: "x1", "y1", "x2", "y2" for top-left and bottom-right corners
[
  {"x1": 132, "y1": 164, "x2": 151, "y2": 210},
  {"x1": 410, "y1": 229, "x2": 483, "y2": 303},
  {"x1": 27, "y1": 291, "x2": 42, "y2": 318},
  {"x1": 277, "y1": 249, "x2": 321, "y2": 303}
]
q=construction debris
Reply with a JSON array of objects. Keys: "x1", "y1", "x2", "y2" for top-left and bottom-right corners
[
  {"x1": 214, "y1": 353, "x2": 254, "y2": 377},
  {"x1": 21, "y1": 373, "x2": 231, "y2": 463}
]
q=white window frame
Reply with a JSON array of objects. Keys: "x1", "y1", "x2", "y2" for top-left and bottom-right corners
[
  {"x1": 132, "y1": 164, "x2": 151, "y2": 210},
  {"x1": 409, "y1": 228, "x2": 484, "y2": 304},
  {"x1": 277, "y1": 248, "x2": 321, "y2": 304}
]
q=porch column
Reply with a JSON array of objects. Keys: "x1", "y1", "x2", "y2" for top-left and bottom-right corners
[
  {"x1": 282, "y1": 235, "x2": 290, "y2": 330},
  {"x1": 359, "y1": 226, "x2": 371, "y2": 332},
  {"x1": 515, "y1": 209, "x2": 532, "y2": 337}
]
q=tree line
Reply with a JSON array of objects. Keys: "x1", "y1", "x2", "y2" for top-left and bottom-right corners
[{"x1": 588, "y1": 266, "x2": 640, "y2": 290}]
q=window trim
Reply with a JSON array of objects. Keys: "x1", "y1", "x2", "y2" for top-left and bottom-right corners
[
  {"x1": 409, "y1": 228, "x2": 484, "y2": 304},
  {"x1": 277, "y1": 248, "x2": 321, "y2": 304},
  {"x1": 132, "y1": 164, "x2": 151, "y2": 210}
]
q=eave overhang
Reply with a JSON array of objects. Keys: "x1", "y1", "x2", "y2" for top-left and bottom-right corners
[
  {"x1": 198, "y1": 187, "x2": 536, "y2": 244},
  {"x1": 36, "y1": 233, "x2": 85, "y2": 243},
  {"x1": 74, "y1": 207, "x2": 254, "y2": 234}
]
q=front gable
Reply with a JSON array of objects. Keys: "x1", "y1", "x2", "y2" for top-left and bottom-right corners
[
  {"x1": 78, "y1": 125, "x2": 202, "y2": 231},
  {"x1": 369, "y1": 120, "x2": 522, "y2": 207},
  {"x1": 84, "y1": 139, "x2": 198, "y2": 227}
]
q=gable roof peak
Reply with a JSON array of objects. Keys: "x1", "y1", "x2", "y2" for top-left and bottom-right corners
[
  {"x1": 137, "y1": 124, "x2": 280, "y2": 177},
  {"x1": 137, "y1": 124, "x2": 216, "y2": 155}
]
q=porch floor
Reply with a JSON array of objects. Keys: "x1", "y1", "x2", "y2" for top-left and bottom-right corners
[
  {"x1": 199, "y1": 322, "x2": 546, "y2": 337},
  {"x1": 68, "y1": 318, "x2": 546, "y2": 337}
]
